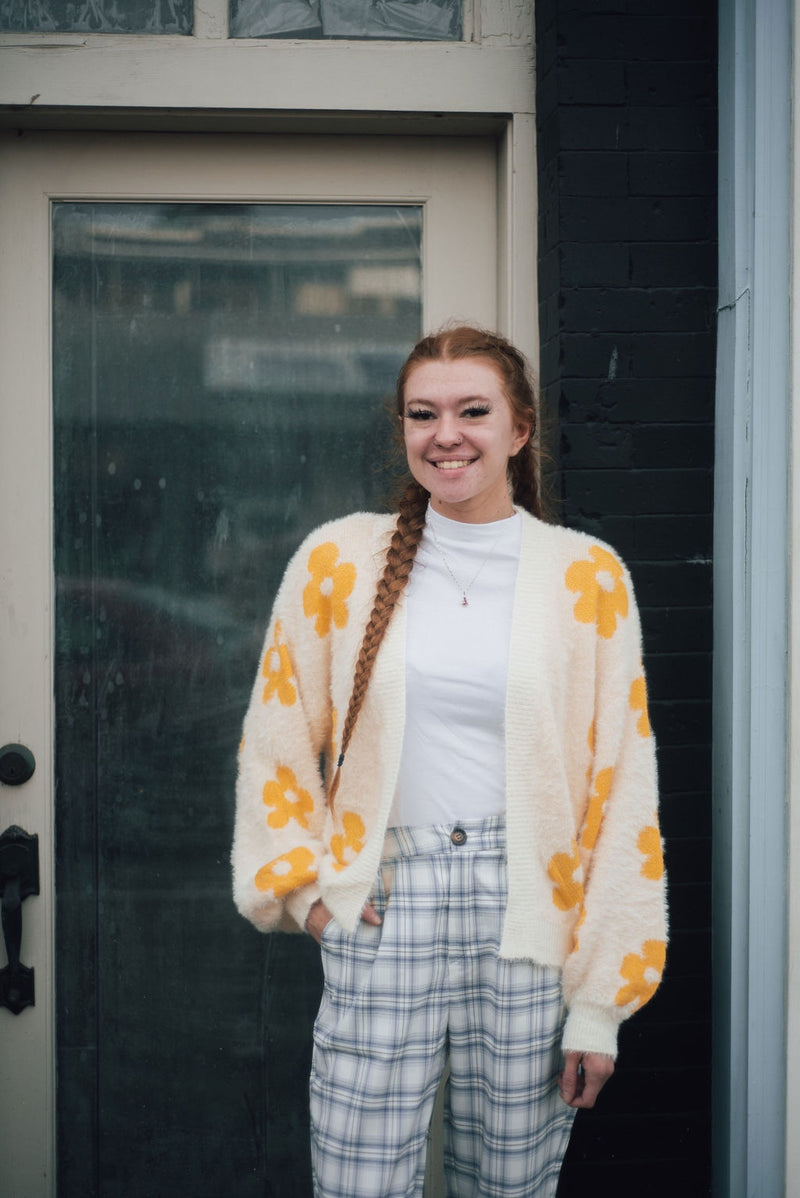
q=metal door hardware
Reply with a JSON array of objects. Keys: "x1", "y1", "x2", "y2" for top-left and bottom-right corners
[
  {"x1": 0, "y1": 826, "x2": 39, "y2": 1014},
  {"x1": 0, "y1": 744, "x2": 36, "y2": 787}
]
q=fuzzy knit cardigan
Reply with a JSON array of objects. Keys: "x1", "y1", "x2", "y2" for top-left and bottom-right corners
[{"x1": 232, "y1": 510, "x2": 668, "y2": 1059}]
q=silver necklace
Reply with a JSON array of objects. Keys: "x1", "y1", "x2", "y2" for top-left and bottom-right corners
[{"x1": 427, "y1": 516, "x2": 507, "y2": 607}]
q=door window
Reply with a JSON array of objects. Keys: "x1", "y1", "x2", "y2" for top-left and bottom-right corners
[
  {"x1": 230, "y1": 0, "x2": 462, "y2": 39},
  {"x1": 53, "y1": 200, "x2": 422, "y2": 1195},
  {"x1": 0, "y1": 0, "x2": 192, "y2": 33}
]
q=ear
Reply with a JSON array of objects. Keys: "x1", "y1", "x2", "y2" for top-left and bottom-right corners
[{"x1": 509, "y1": 420, "x2": 532, "y2": 458}]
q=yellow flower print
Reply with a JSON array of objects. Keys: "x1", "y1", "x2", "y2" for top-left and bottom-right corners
[
  {"x1": 571, "y1": 904, "x2": 587, "y2": 954},
  {"x1": 262, "y1": 765, "x2": 314, "y2": 830},
  {"x1": 329, "y1": 706, "x2": 339, "y2": 767},
  {"x1": 547, "y1": 841, "x2": 584, "y2": 913},
  {"x1": 629, "y1": 674, "x2": 651, "y2": 738},
  {"x1": 637, "y1": 822, "x2": 664, "y2": 880},
  {"x1": 303, "y1": 542, "x2": 357, "y2": 638},
  {"x1": 615, "y1": 939, "x2": 666, "y2": 1010},
  {"x1": 565, "y1": 545, "x2": 629, "y2": 639},
  {"x1": 580, "y1": 767, "x2": 613, "y2": 852},
  {"x1": 261, "y1": 620, "x2": 297, "y2": 707},
  {"x1": 331, "y1": 811, "x2": 366, "y2": 872},
  {"x1": 586, "y1": 721, "x2": 595, "y2": 782},
  {"x1": 255, "y1": 847, "x2": 317, "y2": 898}
]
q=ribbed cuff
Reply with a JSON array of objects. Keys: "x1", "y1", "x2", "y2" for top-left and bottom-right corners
[
  {"x1": 285, "y1": 881, "x2": 323, "y2": 933},
  {"x1": 561, "y1": 1001, "x2": 620, "y2": 1060}
]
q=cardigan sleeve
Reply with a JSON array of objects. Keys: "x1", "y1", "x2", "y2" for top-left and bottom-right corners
[
  {"x1": 559, "y1": 551, "x2": 668, "y2": 1059},
  {"x1": 231, "y1": 530, "x2": 343, "y2": 935}
]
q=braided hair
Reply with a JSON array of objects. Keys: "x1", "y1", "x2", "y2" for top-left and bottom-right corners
[{"x1": 327, "y1": 326, "x2": 544, "y2": 805}]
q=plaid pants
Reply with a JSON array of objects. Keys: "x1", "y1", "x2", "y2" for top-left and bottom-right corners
[{"x1": 309, "y1": 817, "x2": 576, "y2": 1198}]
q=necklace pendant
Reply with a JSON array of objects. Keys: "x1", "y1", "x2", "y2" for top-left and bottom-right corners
[{"x1": 461, "y1": 596, "x2": 469, "y2": 607}]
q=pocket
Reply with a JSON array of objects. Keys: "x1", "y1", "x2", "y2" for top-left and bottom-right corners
[{"x1": 319, "y1": 914, "x2": 341, "y2": 948}]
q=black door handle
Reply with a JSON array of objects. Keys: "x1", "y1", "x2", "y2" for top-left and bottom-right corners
[{"x1": 0, "y1": 826, "x2": 39, "y2": 1014}]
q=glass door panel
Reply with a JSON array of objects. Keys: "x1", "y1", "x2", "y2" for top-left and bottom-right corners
[{"x1": 52, "y1": 201, "x2": 421, "y2": 1197}]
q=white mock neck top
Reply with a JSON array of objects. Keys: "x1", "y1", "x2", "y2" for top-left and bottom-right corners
[{"x1": 388, "y1": 504, "x2": 522, "y2": 828}]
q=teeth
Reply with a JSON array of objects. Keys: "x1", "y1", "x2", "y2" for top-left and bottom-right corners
[{"x1": 434, "y1": 460, "x2": 472, "y2": 470}]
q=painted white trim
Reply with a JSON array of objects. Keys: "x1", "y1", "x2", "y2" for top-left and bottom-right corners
[
  {"x1": 0, "y1": 23, "x2": 534, "y2": 117},
  {"x1": 498, "y1": 113, "x2": 539, "y2": 370},
  {"x1": 714, "y1": 0, "x2": 791, "y2": 1193},
  {"x1": 787, "y1": 0, "x2": 800, "y2": 1182},
  {"x1": 0, "y1": 41, "x2": 534, "y2": 115}
]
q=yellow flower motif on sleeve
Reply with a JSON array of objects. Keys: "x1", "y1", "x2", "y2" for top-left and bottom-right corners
[
  {"x1": 330, "y1": 811, "x2": 366, "y2": 872},
  {"x1": 565, "y1": 545, "x2": 629, "y2": 639},
  {"x1": 571, "y1": 904, "x2": 587, "y2": 953},
  {"x1": 585, "y1": 721, "x2": 595, "y2": 782},
  {"x1": 255, "y1": 847, "x2": 317, "y2": 897},
  {"x1": 637, "y1": 822, "x2": 664, "y2": 880},
  {"x1": 329, "y1": 706, "x2": 339, "y2": 767},
  {"x1": 614, "y1": 939, "x2": 666, "y2": 1010},
  {"x1": 580, "y1": 767, "x2": 613, "y2": 852},
  {"x1": 547, "y1": 841, "x2": 584, "y2": 913},
  {"x1": 303, "y1": 542, "x2": 357, "y2": 638},
  {"x1": 629, "y1": 674, "x2": 651, "y2": 737},
  {"x1": 261, "y1": 620, "x2": 297, "y2": 706},
  {"x1": 262, "y1": 765, "x2": 314, "y2": 830}
]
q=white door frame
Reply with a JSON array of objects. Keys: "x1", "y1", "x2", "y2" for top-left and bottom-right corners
[{"x1": 714, "y1": 0, "x2": 792, "y2": 1193}]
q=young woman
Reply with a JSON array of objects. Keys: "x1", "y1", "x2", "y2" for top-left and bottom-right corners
[{"x1": 232, "y1": 326, "x2": 667, "y2": 1198}]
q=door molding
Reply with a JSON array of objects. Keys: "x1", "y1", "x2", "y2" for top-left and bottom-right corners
[{"x1": 714, "y1": 0, "x2": 792, "y2": 1193}]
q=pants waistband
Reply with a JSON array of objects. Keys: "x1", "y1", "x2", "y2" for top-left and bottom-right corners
[{"x1": 381, "y1": 815, "x2": 506, "y2": 862}]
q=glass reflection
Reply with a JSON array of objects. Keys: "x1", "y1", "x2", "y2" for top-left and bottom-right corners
[
  {"x1": 229, "y1": 0, "x2": 461, "y2": 40},
  {"x1": 53, "y1": 201, "x2": 421, "y2": 1196},
  {"x1": 0, "y1": 0, "x2": 192, "y2": 33}
]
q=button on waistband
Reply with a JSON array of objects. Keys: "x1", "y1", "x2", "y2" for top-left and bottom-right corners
[{"x1": 450, "y1": 826, "x2": 467, "y2": 846}]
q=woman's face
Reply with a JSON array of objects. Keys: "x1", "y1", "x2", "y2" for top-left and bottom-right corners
[{"x1": 401, "y1": 357, "x2": 531, "y2": 523}]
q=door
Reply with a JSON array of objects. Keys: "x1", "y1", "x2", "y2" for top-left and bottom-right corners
[{"x1": 0, "y1": 130, "x2": 497, "y2": 1197}]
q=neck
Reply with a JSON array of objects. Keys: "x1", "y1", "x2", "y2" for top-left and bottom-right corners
[{"x1": 429, "y1": 497, "x2": 515, "y2": 525}]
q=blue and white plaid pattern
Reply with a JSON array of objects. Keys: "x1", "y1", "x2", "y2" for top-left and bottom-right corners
[{"x1": 310, "y1": 817, "x2": 576, "y2": 1198}]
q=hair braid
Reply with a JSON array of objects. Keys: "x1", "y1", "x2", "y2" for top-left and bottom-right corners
[{"x1": 327, "y1": 479, "x2": 428, "y2": 806}]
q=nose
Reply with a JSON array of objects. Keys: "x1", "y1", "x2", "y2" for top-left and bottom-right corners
[{"x1": 433, "y1": 415, "x2": 462, "y2": 447}]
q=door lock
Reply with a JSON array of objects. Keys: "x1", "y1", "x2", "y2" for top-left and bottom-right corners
[
  {"x1": 0, "y1": 826, "x2": 39, "y2": 1014},
  {"x1": 0, "y1": 744, "x2": 36, "y2": 787}
]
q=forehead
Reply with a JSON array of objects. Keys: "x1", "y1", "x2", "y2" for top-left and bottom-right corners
[{"x1": 403, "y1": 357, "x2": 506, "y2": 403}]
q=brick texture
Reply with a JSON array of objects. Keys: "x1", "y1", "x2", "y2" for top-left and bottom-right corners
[{"x1": 535, "y1": 2, "x2": 716, "y2": 1193}]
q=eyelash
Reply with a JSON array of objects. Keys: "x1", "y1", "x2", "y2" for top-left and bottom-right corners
[{"x1": 405, "y1": 405, "x2": 491, "y2": 421}]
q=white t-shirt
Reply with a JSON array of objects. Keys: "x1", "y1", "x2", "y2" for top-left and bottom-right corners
[{"x1": 388, "y1": 504, "x2": 522, "y2": 828}]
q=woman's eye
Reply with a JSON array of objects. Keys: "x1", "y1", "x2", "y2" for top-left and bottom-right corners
[
  {"x1": 406, "y1": 409, "x2": 435, "y2": 421},
  {"x1": 462, "y1": 405, "x2": 491, "y2": 418}
]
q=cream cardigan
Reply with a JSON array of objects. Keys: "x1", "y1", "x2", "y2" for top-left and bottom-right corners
[{"x1": 232, "y1": 510, "x2": 667, "y2": 1058}]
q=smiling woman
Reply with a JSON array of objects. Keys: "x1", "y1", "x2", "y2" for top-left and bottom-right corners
[
  {"x1": 232, "y1": 325, "x2": 668, "y2": 1198},
  {"x1": 401, "y1": 357, "x2": 530, "y2": 523}
]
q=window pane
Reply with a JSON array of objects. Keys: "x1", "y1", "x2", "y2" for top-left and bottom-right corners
[
  {"x1": 53, "y1": 201, "x2": 422, "y2": 1195},
  {"x1": 0, "y1": 0, "x2": 192, "y2": 34},
  {"x1": 229, "y1": 0, "x2": 461, "y2": 40}
]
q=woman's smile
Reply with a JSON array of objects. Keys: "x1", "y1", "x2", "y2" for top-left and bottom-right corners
[
  {"x1": 431, "y1": 457, "x2": 475, "y2": 470},
  {"x1": 402, "y1": 357, "x2": 531, "y2": 523}
]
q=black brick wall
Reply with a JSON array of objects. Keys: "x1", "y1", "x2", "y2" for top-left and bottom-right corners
[{"x1": 536, "y1": 2, "x2": 716, "y2": 1194}]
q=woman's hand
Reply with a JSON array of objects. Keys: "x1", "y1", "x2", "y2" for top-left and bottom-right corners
[
  {"x1": 558, "y1": 1051, "x2": 615, "y2": 1109},
  {"x1": 304, "y1": 898, "x2": 382, "y2": 945}
]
